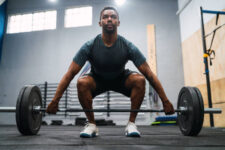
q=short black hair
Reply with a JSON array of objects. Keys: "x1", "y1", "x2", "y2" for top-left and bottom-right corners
[{"x1": 100, "y1": 6, "x2": 119, "y2": 21}]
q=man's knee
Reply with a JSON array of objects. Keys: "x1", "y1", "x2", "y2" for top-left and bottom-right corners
[
  {"x1": 128, "y1": 74, "x2": 146, "y2": 90},
  {"x1": 134, "y1": 75, "x2": 146, "y2": 90},
  {"x1": 77, "y1": 77, "x2": 93, "y2": 92}
]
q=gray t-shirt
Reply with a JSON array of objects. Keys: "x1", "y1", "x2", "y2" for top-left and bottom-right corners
[{"x1": 73, "y1": 34, "x2": 146, "y2": 79}]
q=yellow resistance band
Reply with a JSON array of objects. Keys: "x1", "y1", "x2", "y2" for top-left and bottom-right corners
[{"x1": 203, "y1": 53, "x2": 209, "y2": 58}]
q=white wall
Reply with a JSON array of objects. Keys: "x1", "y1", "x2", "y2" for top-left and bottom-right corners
[{"x1": 178, "y1": 0, "x2": 225, "y2": 42}]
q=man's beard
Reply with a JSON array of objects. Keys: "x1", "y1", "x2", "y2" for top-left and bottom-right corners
[{"x1": 103, "y1": 24, "x2": 116, "y2": 34}]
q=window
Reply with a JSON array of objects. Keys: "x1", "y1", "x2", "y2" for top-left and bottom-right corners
[
  {"x1": 7, "y1": 10, "x2": 57, "y2": 34},
  {"x1": 65, "y1": 6, "x2": 92, "y2": 28}
]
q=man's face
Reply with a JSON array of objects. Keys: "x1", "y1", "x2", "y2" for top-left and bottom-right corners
[{"x1": 99, "y1": 9, "x2": 120, "y2": 34}]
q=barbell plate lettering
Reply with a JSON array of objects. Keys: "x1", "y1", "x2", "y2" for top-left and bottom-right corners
[{"x1": 16, "y1": 85, "x2": 42, "y2": 135}]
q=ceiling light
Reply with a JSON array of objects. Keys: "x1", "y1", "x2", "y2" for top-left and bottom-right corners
[
  {"x1": 115, "y1": 0, "x2": 126, "y2": 6},
  {"x1": 49, "y1": 0, "x2": 57, "y2": 3}
]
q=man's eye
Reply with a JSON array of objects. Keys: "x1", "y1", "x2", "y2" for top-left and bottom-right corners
[{"x1": 111, "y1": 15, "x2": 117, "y2": 19}]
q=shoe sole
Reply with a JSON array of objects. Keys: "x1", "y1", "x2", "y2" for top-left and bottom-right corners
[
  {"x1": 126, "y1": 132, "x2": 141, "y2": 137},
  {"x1": 80, "y1": 132, "x2": 98, "y2": 138}
]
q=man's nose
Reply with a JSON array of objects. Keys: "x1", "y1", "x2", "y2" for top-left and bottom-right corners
[{"x1": 108, "y1": 16, "x2": 112, "y2": 21}]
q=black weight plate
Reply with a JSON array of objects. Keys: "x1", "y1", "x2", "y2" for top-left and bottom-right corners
[
  {"x1": 177, "y1": 87, "x2": 204, "y2": 136},
  {"x1": 177, "y1": 87, "x2": 192, "y2": 135},
  {"x1": 16, "y1": 85, "x2": 42, "y2": 135},
  {"x1": 16, "y1": 86, "x2": 27, "y2": 135},
  {"x1": 192, "y1": 87, "x2": 204, "y2": 135}
]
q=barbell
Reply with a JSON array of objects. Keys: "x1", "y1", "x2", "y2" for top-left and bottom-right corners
[{"x1": 0, "y1": 85, "x2": 222, "y2": 136}]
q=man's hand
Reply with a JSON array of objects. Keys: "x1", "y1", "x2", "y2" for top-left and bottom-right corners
[
  {"x1": 46, "y1": 100, "x2": 59, "y2": 114},
  {"x1": 138, "y1": 63, "x2": 175, "y2": 114},
  {"x1": 45, "y1": 62, "x2": 81, "y2": 114},
  {"x1": 162, "y1": 100, "x2": 175, "y2": 115}
]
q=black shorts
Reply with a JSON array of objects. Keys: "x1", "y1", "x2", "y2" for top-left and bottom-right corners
[{"x1": 84, "y1": 69, "x2": 137, "y2": 98}]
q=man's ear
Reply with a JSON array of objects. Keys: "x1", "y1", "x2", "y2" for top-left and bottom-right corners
[
  {"x1": 99, "y1": 21, "x2": 102, "y2": 27},
  {"x1": 117, "y1": 20, "x2": 120, "y2": 26}
]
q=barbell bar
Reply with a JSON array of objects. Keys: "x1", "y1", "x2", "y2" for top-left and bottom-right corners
[
  {"x1": 0, "y1": 85, "x2": 222, "y2": 136},
  {"x1": 0, "y1": 106, "x2": 222, "y2": 113}
]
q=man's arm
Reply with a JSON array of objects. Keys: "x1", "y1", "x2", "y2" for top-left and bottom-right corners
[
  {"x1": 53, "y1": 61, "x2": 82, "y2": 102},
  {"x1": 138, "y1": 62, "x2": 175, "y2": 114},
  {"x1": 46, "y1": 61, "x2": 82, "y2": 113},
  {"x1": 138, "y1": 62, "x2": 168, "y2": 102}
]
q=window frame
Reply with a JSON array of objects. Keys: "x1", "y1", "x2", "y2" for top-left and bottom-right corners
[
  {"x1": 64, "y1": 6, "x2": 93, "y2": 28},
  {"x1": 7, "y1": 9, "x2": 57, "y2": 34}
]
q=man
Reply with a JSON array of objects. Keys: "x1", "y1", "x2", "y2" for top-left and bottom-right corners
[{"x1": 46, "y1": 6, "x2": 175, "y2": 138}]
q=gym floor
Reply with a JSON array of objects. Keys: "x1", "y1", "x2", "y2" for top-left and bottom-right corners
[{"x1": 1, "y1": 125, "x2": 225, "y2": 150}]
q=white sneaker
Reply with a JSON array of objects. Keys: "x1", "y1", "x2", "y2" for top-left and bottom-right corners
[
  {"x1": 80, "y1": 123, "x2": 99, "y2": 138},
  {"x1": 125, "y1": 121, "x2": 141, "y2": 137}
]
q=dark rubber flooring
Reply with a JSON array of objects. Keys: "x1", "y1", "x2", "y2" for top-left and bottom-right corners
[{"x1": 1, "y1": 125, "x2": 225, "y2": 150}]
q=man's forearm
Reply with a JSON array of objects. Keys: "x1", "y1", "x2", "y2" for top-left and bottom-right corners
[
  {"x1": 52, "y1": 72, "x2": 75, "y2": 102},
  {"x1": 138, "y1": 62, "x2": 169, "y2": 102},
  {"x1": 146, "y1": 73, "x2": 168, "y2": 102},
  {"x1": 52, "y1": 61, "x2": 81, "y2": 102}
]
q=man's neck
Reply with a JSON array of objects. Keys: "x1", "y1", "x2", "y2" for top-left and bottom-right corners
[{"x1": 102, "y1": 32, "x2": 117, "y2": 47}]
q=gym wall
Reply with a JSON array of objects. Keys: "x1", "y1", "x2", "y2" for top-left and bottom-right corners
[
  {"x1": 178, "y1": 0, "x2": 225, "y2": 127},
  {"x1": 0, "y1": 0, "x2": 183, "y2": 125}
]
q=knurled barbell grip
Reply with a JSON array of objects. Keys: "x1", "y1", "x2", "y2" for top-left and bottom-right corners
[
  {"x1": 34, "y1": 106, "x2": 221, "y2": 113},
  {"x1": 35, "y1": 106, "x2": 183, "y2": 112},
  {"x1": 84, "y1": 108, "x2": 221, "y2": 113}
]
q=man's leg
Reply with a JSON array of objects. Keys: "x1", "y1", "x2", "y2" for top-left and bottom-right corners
[
  {"x1": 77, "y1": 76, "x2": 96, "y2": 124},
  {"x1": 125, "y1": 73, "x2": 146, "y2": 123}
]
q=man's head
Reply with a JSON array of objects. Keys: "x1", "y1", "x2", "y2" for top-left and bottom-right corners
[{"x1": 99, "y1": 7, "x2": 120, "y2": 34}]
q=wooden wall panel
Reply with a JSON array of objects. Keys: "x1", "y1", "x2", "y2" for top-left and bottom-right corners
[
  {"x1": 147, "y1": 25, "x2": 157, "y2": 75},
  {"x1": 181, "y1": 9, "x2": 225, "y2": 127},
  {"x1": 182, "y1": 11, "x2": 225, "y2": 85},
  {"x1": 197, "y1": 78, "x2": 225, "y2": 104},
  {"x1": 197, "y1": 78, "x2": 225, "y2": 127}
]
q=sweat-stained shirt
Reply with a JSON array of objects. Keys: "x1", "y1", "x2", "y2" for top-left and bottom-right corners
[{"x1": 73, "y1": 34, "x2": 146, "y2": 80}]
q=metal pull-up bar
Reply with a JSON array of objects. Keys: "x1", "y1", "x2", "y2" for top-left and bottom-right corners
[
  {"x1": 200, "y1": 7, "x2": 225, "y2": 127},
  {"x1": 202, "y1": 9, "x2": 225, "y2": 15}
]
